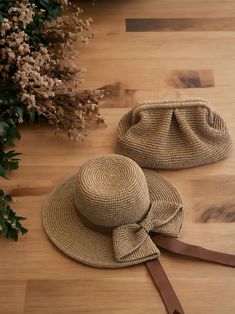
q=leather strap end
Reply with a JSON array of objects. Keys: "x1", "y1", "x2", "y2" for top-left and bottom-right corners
[{"x1": 146, "y1": 258, "x2": 185, "y2": 314}]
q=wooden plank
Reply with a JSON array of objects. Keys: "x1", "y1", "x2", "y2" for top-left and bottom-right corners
[
  {"x1": 78, "y1": 0, "x2": 235, "y2": 19},
  {"x1": 78, "y1": 35, "x2": 235, "y2": 60},
  {"x1": 24, "y1": 276, "x2": 235, "y2": 314},
  {"x1": 24, "y1": 278, "x2": 165, "y2": 314},
  {"x1": 126, "y1": 17, "x2": 235, "y2": 32},
  {"x1": 0, "y1": 281, "x2": 26, "y2": 314}
]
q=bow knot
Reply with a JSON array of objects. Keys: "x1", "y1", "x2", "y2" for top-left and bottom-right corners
[{"x1": 112, "y1": 201, "x2": 183, "y2": 263}]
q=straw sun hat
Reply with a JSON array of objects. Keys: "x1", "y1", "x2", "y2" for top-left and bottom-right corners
[
  {"x1": 118, "y1": 98, "x2": 232, "y2": 169},
  {"x1": 43, "y1": 154, "x2": 183, "y2": 268}
]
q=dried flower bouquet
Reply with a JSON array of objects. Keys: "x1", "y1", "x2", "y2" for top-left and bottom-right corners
[{"x1": 0, "y1": 0, "x2": 104, "y2": 240}]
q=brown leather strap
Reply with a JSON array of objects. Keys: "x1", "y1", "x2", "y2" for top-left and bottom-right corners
[
  {"x1": 151, "y1": 234, "x2": 235, "y2": 267},
  {"x1": 146, "y1": 258, "x2": 185, "y2": 314}
]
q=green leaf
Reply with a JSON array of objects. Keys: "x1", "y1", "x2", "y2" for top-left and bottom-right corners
[
  {"x1": 8, "y1": 209, "x2": 16, "y2": 223},
  {"x1": 29, "y1": 110, "x2": 36, "y2": 122},
  {"x1": 37, "y1": 0, "x2": 62, "y2": 19},
  {"x1": 5, "y1": 160, "x2": 19, "y2": 171},
  {"x1": 17, "y1": 216, "x2": 26, "y2": 221},
  {"x1": 11, "y1": 158, "x2": 21, "y2": 161},
  {"x1": 15, "y1": 107, "x2": 23, "y2": 120},
  {"x1": 0, "y1": 200, "x2": 5, "y2": 211},
  {"x1": 6, "y1": 205, "x2": 11, "y2": 216},
  {"x1": 6, "y1": 136, "x2": 15, "y2": 146},
  {"x1": 20, "y1": 227, "x2": 28, "y2": 235},
  {"x1": 15, "y1": 220, "x2": 22, "y2": 229},
  {"x1": 3, "y1": 194, "x2": 12, "y2": 202},
  {"x1": 0, "y1": 121, "x2": 9, "y2": 137},
  {"x1": 7, "y1": 227, "x2": 18, "y2": 241},
  {"x1": 5, "y1": 150, "x2": 22, "y2": 158},
  {"x1": 39, "y1": 0, "x2": 50, "y2": 5},
  {"x1": 6, "y1": 118, "x2": 14, "y2": 125},
  {"x1": 8, "y1": 125, "x2": 20, "y2": 140},
  {"x1": 0, "y1": 164, "x2": 8, "y2": 179},
  {"x1": 1, "y1": 221, "x2": 8, "y2": 237},
  {"x1": 47, "y1": 6, "x2": 61, "y2": 19}
]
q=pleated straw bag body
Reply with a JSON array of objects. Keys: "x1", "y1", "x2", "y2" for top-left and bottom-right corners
[
  {"x1": 43, "y1": 154, "x2": 235, "y2": 314},
  {"x1": 118, "y1": 98, "x2": 232, "y2": 169}
]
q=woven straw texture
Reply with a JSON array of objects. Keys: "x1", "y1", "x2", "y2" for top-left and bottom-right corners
[
  {"x1": 118, "y1": 98, "x2": 232, "y2": 169},
  {"x1": 43, "y1": 154, "x2": 183, "y2": 268}
]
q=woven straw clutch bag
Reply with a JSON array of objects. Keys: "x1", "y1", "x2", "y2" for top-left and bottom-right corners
[{"x1": 118, "y1": 98, "x2": 232, "y2": 169}]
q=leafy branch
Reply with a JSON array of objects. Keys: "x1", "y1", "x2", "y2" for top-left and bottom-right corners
[
  {"x1": 0, "y1": 120, "x2": 21, "y2": 177},
  {"x1": 0, "y1": 189, "x2": 27, "y2": 241},
  {"x1": 0, "y1": 118, "x2": 26, "y2": 240},
  {"x1": 0, "y1": 0, "x2": 63, "y2": 240}
]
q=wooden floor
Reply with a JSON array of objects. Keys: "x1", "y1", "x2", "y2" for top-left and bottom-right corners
[{"x1": 1, "y1": 0, "x2": 235, "y2": 313}]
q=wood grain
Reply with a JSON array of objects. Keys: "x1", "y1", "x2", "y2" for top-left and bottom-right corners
[
  {"x1": 1, "y1": 0, "x2": 235, "y2": 313},
  {"x1": 24, "y1": 276, "x2": 235, "y2": 314},
  {"x1": 190, "y1": 175, "x2": 235, "y2": 223},
  {"x1": 0, "y1": 281, "x2": 26, "y2": 314},
  {"x1": 197, "y1": 204, "x2": 235, "y2": 223},
  {"x1": 126, "y1": 17, "x2": 235, "y2": 32},
  {"x1": 167, "y1": 70, "x2": 214, "y2": 88},
  {"x1": 99, "y1": 82, "x2": 136, "y2": 108}
]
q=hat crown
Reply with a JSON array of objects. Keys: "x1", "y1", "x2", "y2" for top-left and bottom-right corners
[{"x1": 74, "y1": 155, "x2": 150, "y2": 227}]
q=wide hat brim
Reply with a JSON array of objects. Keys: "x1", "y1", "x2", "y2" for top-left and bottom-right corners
[{"x1": 43, "y1": 169, "x2": 182, "y2": 268}]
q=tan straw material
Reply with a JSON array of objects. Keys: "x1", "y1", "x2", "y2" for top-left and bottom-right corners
[
  {"x1": 118, "y1": 98, "x2": 232, "y2": 169},
  {"x1": 43, "y1": 154, "x2": 183, "y2": 268}
]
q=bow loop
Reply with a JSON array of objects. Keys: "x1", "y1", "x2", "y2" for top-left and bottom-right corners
[{"x1": 113, "y1": 201, "x2": 183, "y2": 263}]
